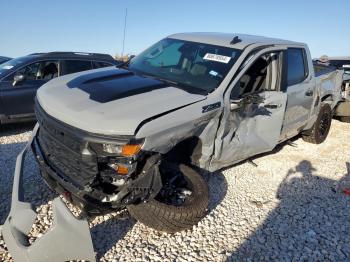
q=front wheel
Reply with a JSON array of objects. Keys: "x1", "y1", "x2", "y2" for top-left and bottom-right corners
[
  {"x1": 302, "y1": 103, "x2": 332, "y2": 144},
  {"x1": 127, "y1": 163, "x2": 209, "y2": 233}
]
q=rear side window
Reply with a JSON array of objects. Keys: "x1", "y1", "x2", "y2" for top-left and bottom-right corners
[
  {"x1": 287, "y1": 48, "x2": 307, "y2": 86},
  {"x1": 92, "y1": 61, "x2": 113, "y2": 69},
  {"x1": 62, "y1": 60, "x2": 92, "y2": 75}
]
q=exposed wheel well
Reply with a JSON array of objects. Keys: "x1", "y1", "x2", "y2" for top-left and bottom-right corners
[{"x1": 163, "y1": 137, "x2": 202, "y2": 165}]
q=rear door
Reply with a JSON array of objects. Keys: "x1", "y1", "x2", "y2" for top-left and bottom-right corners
[
  {"x1": 210, "y1": 47, "x2": 288, "y2": 169},
  {"x1": 60, "y1": 60, "x2": 93, "y2": 75},
  {"x1": 0, "y1": 60, "x2": 59, "y2": 116},
  {"x1": 280, "y1": 48, "x2": 314, "y2": 139}
]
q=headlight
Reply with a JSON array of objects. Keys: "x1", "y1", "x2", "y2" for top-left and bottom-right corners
[
  {"x1": 102, "y1": 143, "x2": 142, "y2": 157},
  {"x1": 102, "y1": 144, "x2": 123, "y2": 154}
]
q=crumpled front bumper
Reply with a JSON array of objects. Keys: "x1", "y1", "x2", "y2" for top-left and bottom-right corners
[{"x1": 1, "y1": 124, "x2": 96, "y2": 262}]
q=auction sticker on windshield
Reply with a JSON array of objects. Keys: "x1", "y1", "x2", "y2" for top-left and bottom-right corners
[{"x1": 203, "y1": 53, "x2": 231, "y2": 63}]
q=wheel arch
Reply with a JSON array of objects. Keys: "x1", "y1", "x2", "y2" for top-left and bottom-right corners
[{"x1": 163, "y1": 136, "x2": 203, "y2": 165}]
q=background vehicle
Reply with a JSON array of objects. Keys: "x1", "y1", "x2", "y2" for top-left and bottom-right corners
[
  {"x1": 0, "y1": 52, "x2": 117, "y2": 124},
  {"x1": 3, "y1": 33, "x2": 343, "y2": 261},
  {"x1": 0, "y1": 56, "x2": 12, "y2": 64}
]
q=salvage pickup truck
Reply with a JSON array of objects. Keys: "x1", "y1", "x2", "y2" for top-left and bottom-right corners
[{"x1": 3, "y1": 33, "x2": 343, "y2": 262}]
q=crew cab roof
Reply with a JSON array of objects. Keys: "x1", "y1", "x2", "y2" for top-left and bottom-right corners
[{"x1": 169, "y1": 32, "x2": 306, "y2": 49}]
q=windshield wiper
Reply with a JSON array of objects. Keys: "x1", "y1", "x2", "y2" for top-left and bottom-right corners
[
  {"x1": 149, "y1": 76, "x2": 208, "y2": 96},
  {"x1": 131, "y1": 71, "x2": 208, "y2": 96}
]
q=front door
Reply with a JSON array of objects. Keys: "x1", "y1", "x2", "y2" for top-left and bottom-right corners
[
  {"x1": 0, "y1": 60, "x2": 59, "y2": 117},
  {"x1": 210, "y1": 48, "x2": 287, "y2": 170}
]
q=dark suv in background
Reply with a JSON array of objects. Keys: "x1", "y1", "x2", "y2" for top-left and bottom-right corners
[
  {"x1": 0, "y1": 52, "x2": 118, "y2": 124},
  {"x1": 0, "y1": 56, "x2": 12, "y2": 64}
]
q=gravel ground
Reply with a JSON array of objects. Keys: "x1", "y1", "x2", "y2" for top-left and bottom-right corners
[{"x1": 0, "y1": 120, "x2": 349, "y2": 261}]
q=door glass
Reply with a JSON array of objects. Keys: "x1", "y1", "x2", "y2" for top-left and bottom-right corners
[
  {"x1": 16, "y1": 62, "x2": 41, "y2": 81},
  {"x1": 287, "y1": 48, "x2": 306, "y2": 86},
  {"x1": 63, "y1": 60, "x2": 92, "y2": 75},
  {"x1": 8, "y1": 60, "x2": 59, "y2": 83},
  {"x1": 231, "y1": 52, "x2": 279, "y2": 99},
  {"x1": 38, "y1": 61, "x2": 59, "y2": 80}
]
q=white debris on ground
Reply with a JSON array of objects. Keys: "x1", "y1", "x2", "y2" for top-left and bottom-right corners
[{"x1": 0, "y1": 120, "x2": 349, "y2": 261}]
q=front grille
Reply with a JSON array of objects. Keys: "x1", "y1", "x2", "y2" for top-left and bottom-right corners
[{"x1": 36, "y1": 108, "x2": 98, "y2": 188}]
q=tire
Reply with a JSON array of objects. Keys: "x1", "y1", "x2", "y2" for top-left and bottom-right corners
[
  {"x1": 127, "y1": 163, "x2": 209, "y2": 233},
  {"x1": 302, "y1": 103, "x2": 332, "y2": 144},
  {"x1": 339, "y1": 116, "x2": 350, "y2": 123}
]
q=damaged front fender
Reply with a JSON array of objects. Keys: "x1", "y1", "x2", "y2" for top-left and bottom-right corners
[{"x1": 1, "y1": 124, "x2": 96, "y2": 262}]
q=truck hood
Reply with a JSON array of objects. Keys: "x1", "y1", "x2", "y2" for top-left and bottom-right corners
[{"x1": 37, "y1": 67, "x2": 206, "y2": 136}]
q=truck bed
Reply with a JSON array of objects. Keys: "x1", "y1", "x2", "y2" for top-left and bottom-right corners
[{"x1": 314, "y1": 65, "x2": 343, "y2": 110}]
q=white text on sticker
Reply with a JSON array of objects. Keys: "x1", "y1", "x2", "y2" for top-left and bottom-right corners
[{"x1": 203, "y1": 53, "x2": 231, "y2": 64}]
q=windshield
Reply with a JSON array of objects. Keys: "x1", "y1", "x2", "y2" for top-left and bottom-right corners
[
  {"x1": 0, "y1": 56, "x2": 34, "y2": 76},
  {"x1": 129, "y1": 38, "x2": 241, "y2": 94}
]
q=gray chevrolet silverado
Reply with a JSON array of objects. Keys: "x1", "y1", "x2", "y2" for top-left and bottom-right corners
[{"x1": 3, "y1": 33, "x2": 343, "y2": 261}]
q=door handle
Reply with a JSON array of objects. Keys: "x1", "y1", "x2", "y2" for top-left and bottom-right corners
[
  {"x1": 264, "y1": 103, "x2": 282, "y2": 109},
  {"x1": 305, "y1": 90, "x2": 314, "y2": 96}
]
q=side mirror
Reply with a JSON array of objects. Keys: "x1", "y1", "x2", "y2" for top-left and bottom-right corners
[
  {"x1": 13, "y1": 74, "x2": 25, "y2": 86},
  {"x1": 230, "y1": 98, "x2": 243, "y2": 111},
  {"x1": 230, "y1": 94, "x2": 265, "y2": 111}
]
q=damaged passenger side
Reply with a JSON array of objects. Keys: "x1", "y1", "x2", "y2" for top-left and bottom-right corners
[{"x1": 211, "y1": 49, "x2": 287, "y2": 170}]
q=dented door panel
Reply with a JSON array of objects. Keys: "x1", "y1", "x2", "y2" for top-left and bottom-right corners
[{"x1": 209, "y1": 91, "x2": 287, "y2": 171}]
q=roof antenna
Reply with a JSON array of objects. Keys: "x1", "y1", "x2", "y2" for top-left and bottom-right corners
[
  {"x1": 230, "y1": 36, "x2": 242, "y2": 45},
  {"x1": 121, "y1": 8, "x2": 128, "y2": 57}
]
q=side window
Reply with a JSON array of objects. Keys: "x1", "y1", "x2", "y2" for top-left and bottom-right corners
[
  {"x1": 39, "y1": 61, "x2": 59, "y2": 80},
  {"x1": 16, "y1": 62, "x2": 41, "y2": 81},
  {"x1": 287, "y1": 48, "x2": 307, "y2": 86},
  {"x1": 62, "y1": 60, "x2": 92, "y2": 75},
  {"x1": 92, "y1": 61, "x2": 113, "y2": 69},
  {"x1": 231, "y1": 52, "x2": 280, "y2": 99},
  {"x1": 5, "y1": 60, "x2": 59, "y2": 82}
]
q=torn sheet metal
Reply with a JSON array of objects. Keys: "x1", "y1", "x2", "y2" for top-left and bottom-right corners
[
  {"x1": 318, "y1": 70, "x2": 343, "y2": 109},
  {"x1": 141, "y1": 107, "x2": 223, "y2": 171},
  {"x1": 1, "y1": 124, "x2": 96, "y2": 262},
  {"x1": 141, "y1": 91, "x2": 287, "y2": 173},
  {"x1": 209, "y1": 91, "x2": 287, "y2": 171}
]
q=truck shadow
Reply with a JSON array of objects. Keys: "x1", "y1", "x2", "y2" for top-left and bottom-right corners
[
  {"x1": 228, "y1": 160, "x2": 350, "y2": 261},
  {"x1": 203, "y1": 170, "x2": 228, "y2": 211},
  {"x1": 0, "y1": 122, "x2": 36, "y2": 136}
]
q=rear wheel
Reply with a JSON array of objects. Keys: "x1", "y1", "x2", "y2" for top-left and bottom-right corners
[
  {"x1": 127, "y1": 163, "x2": 209, "y2": 233},
  {"x1": 302, "y1": 103, "x2": 332, "y2": 144}
]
